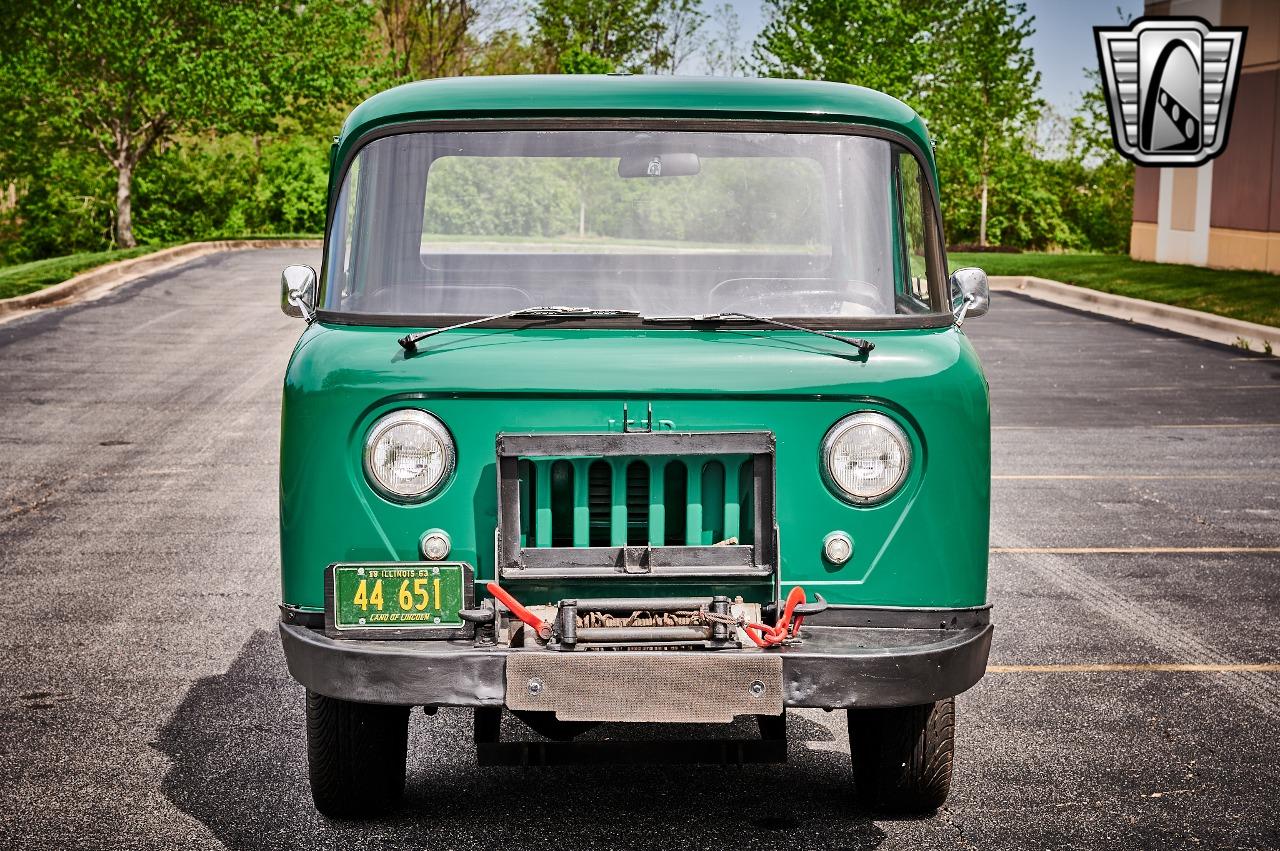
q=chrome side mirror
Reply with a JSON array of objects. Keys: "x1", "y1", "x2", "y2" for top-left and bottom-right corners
[
  {"x1": 280, "y1": 265, "x2": 317, "y2": 322},
  {"x1": 949, "y1": 267, "x2": 989, "y2": 326}
]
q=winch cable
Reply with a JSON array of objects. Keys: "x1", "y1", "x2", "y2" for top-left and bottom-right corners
[
  {"x1": 486, "y1": 582, "x2": 552, "y2": 640},
  {"x1": 487, "y1": 582, "x2": 811, "y2": 648},
  {"x1": 744, "y1": 586, "x2": 808, "y2": 648}
]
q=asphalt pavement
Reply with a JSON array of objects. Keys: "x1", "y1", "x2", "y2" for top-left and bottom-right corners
[{"x1": 0, "y1": 249, "x2": 1277, "y2": 850}]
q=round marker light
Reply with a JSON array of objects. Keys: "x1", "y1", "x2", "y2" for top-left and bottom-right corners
[
  {"x1": 821, "y1": 412, "x2": 912, "y2": 505},
  {"x1": 421, "y1": 529, "x2": 452, "y2": 561},
  {"x1": 823, "y1": 531, "x2": 853, "y2": 565},
  {"x1": 363, "y1": 410, "x2": 455, "y2": 502}
]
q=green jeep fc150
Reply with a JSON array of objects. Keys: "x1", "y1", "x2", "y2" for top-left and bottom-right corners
[{"x1": 277, "y1": 74, "x2": 992, "y2": 819}]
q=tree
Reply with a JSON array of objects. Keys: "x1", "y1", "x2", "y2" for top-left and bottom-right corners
[
  {"x1": 650, "y1": 0, "x2": 708, "y2": 74},
  {"x1": 703, "y1": 3, "x2": 745, "y2": 76},
  {"x1": 0, "y1": 0, "x2": 374, "y2": 248},
  {"x1": 748, "y1": 0, "x2": 1057, "y2": 249},
  {"x1": 1057, "y1": 68, "x2": 1133, "y2": 252},
  {"x1": 375, "y1": 0, "x2": 530, "y2": 80},
  {"x1": 532, "y1": 0, "x2": 666, "y2": 73},
  {"x1": 378, "y1": 0, "x2": 481, "y2": 80},
  {"x1": 751, "y1": 0, "x2": 940, "y2": 103},
  {"x1": 926, "y1": 0, "x2": 1042, "y2": 246}
]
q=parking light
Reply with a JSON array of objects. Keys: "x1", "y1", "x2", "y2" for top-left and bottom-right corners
[{"x1": 420, "y1": 529, "x2": 452, "y2": 560}]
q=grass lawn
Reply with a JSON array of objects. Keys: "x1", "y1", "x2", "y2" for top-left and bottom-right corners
[
  {"x1": 0, "y1": 245, "x2": 173, "y2": 300},
  {"x1": 0, "y1": 235, "x2": 320, "y2": 301},
  {"x1": 949, "y1": 251, "x2": 1280, "y2": 328}
]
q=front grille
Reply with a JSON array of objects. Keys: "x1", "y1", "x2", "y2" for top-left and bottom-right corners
[
  {"x1": 517, "y1": 455, "x2": 755, "y2": 549},
  {"x1": 496, "y1": 431, "x2": 776, "y2": 580}
]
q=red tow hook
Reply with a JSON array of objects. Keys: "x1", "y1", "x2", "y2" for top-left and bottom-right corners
[
  {"x1": 744, "y1": 586, "x2": 809, "y2": 648},
  {"x1": 486, "y1": 582, "x2": 553, "y2": 640}
]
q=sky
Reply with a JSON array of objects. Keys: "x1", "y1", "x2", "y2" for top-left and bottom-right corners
[{"x1": 722, "y1": 0, "x2": 1146, "y2": 117}]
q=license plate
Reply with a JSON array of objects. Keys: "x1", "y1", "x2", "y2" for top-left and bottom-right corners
[{"x1": 326, "y1": 562, "x2": 471, "y2": 638}]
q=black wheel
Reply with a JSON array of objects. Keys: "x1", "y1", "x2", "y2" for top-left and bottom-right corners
[
  {"x1": 306, "y1": 691, "x2": 410, "y2": 819},
  {"x1": 511, "y1": 710, "x2": 600, "y2": 741},
  {"x1": 848, "y1": 698, "x2": 954, "y2": 814}
]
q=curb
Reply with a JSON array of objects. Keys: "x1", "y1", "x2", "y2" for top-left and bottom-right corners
[
  {"x1": 0, "y1": 239, "x2": 322, "y2": 318},
  {"x1": 989, "y1": 275, "x2": 1280, "y2": 354}
]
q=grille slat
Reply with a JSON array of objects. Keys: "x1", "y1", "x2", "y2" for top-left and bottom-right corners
[
  {"x1": 533, "y1": 459, "x2": 553, "y2": 548},
  {"x1": 685, "y1": 458, "x2": 704, "y2": 546},
  {"x1": 571, "y1": 458, "x2": 591, "y2": 547},
  {"x1": 648, "y1": 460, "x2": 666, "y2": 546},
  {"x1": 517, "y1": 451, "x2": 753, "y2": 551},
  {"x1": 609, "y1": 459, "x2": 627, "y2": 546},
  {"x1": 723, "y1": 460, "x2": 740, "y2": 542}
]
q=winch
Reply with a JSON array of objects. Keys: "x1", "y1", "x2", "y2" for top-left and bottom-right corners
[{"x1": 480, "y1": 583, "x2": 826, "y2": 651}]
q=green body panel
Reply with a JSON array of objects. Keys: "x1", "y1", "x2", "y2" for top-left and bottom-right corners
[
  {"x1": 281, "y1": 76, "x2": 986, "y2": 616},
  {"x1": 280, "y1": 325, "x2": 990, "y2": 612}
]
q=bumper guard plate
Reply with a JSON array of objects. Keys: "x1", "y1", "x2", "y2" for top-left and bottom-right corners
[{"x1": 505, "y1": 651, "x2": 783, "y2": 722}]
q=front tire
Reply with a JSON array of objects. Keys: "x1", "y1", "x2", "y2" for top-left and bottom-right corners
[
  {"x1": 848, "y1": 698, "x2": 954, "y2": 814},
  {"x1": 306, "y1": 691, "x2": 410, "y2": 819}
]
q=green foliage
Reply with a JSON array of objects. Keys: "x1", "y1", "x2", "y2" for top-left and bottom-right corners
[
  {"x1": 420, "y1": 155, "x2": 828, "y2": 246},
  {"x1": 0, "y1": 0, "x2": 1140, "y2": 268},
  {"x1": 1, "y1": 150, "x2": 115, "y2": 265},
  {"x1": 134, "y1": 135, "x2": 332, "y2": 243},
  {"x1": 926, "y1": 0, "x2": 1043, "y2": 246},
  {"x1": 373, "y1": 0, "x2": 541, "y2": 80},
  {"x1": 532, "y1": 0, "x2": 668, "y2": 72},
  {"x1": 0, "y1": 245, "x2": 171, "y2": 300},
  {"x1": 948, "y1": 252, "x2": 1280, "y2": 328},
  {"x1": 558, "y1": 45, "x2": 618, "y2": 74},
  {"x1": 0, "y1": 0, "x2": 374, "y2": 248},
  {"x1": 1060, "y1": 69, "x2": 1134, "y2": 253},
  {"x1": 752, "y1": 0, "x2": 935, "y2": 102},
  {"x1": 751, "y1": 0, "x2": 1128, "y2": 252}
]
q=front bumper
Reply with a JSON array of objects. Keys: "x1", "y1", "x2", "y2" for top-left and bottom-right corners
[{"x1": 279, "y1": 606, "x2": 992, "y2": 711}]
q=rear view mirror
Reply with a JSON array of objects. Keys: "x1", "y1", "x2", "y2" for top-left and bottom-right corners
[
  {"x1": 618, "y1": 152, "x2": 701, "y2": 178},
  {"x1": 281, "y1": 264, "x2": 317, "y2": 322},
  {"x1": 948, "y1": 267, "x2": 989, "y2": 325}
]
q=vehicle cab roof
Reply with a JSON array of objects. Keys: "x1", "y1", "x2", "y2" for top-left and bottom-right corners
[{"x1": 335, "y1": 75, "x2": 935, "y2": 172}]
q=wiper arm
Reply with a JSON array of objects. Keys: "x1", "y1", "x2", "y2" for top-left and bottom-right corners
[
  {"x1": 398, "y1": 306, "x2": 640, "y2": 353},
  {"x1": 642, "y1": 312, "x2": 874, "y2": 356}
]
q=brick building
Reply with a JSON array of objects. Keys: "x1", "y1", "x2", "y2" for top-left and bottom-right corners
[{"x1": 1130, "y1": 0, "x2": 1280, "y2": 271}]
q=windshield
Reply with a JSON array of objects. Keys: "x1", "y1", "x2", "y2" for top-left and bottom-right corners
[{"x1": 322, "y1": 128, "x2": 943, "y2": 321}]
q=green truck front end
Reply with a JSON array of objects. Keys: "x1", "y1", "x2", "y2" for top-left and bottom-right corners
[{"x1": 276, "y1": 75, "x2": 992, "y2": 819}]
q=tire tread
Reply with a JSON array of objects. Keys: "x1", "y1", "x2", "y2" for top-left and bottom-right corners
[
  {"x1": 848, "y1": 697, "x2": 955, "y2": 814},
  {"x1": 306, "y1": 691, "x2": 409, "y2": 819}
]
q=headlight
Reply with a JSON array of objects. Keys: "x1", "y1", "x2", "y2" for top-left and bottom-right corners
[
  {"x1": 821, "y1": 412, "x2": 912, "y2": 505},
  {"x1": 363, "y1": 410, "x2": 455, "y2": 502}
]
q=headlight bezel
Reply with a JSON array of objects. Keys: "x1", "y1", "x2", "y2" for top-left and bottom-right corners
[
  {"x1": 820, "y1": 411, "x2": 914, "y2": 506},
  {"x1": 362, "y1": 409, "x2": 456, "y2": 504}
]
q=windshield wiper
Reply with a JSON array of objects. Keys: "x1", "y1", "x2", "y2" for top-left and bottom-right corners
[
  {"x1": 398, "y1": 306, "x2": 640, "y2": 352},
  {"x1": 642, "y1": 312, "x2": 874, "y2": 356}
]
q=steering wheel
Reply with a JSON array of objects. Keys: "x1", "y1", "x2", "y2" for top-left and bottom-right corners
[{"x1": 707, "y1": 277, "x2": 887, "y2": 316}]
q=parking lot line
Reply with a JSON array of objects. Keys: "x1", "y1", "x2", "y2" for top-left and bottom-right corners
[
  {"x1": 1108, "y1": 384, "x2": 1279, "y2": 391},
  {"x1": 991, "y1": 546, "x2": 1280, "y2": 554},
  {"x1": 988, "y1": 664, "x2": 1280, "y2": 673},
  {"x1": 993, "y1": 474, "x2": 1275, "y2": 480},
  {"x1": 993, "y1": 423, "x2": 1280, "y2": 430}
]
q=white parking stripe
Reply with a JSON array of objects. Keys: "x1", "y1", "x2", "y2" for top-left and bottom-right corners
[
  {"x1": 991, "y1": 546, "x2": 1280, "y2": 554},
  {"x1": 988, "y1": 664, "x2": 1280, "y2": 673}
]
